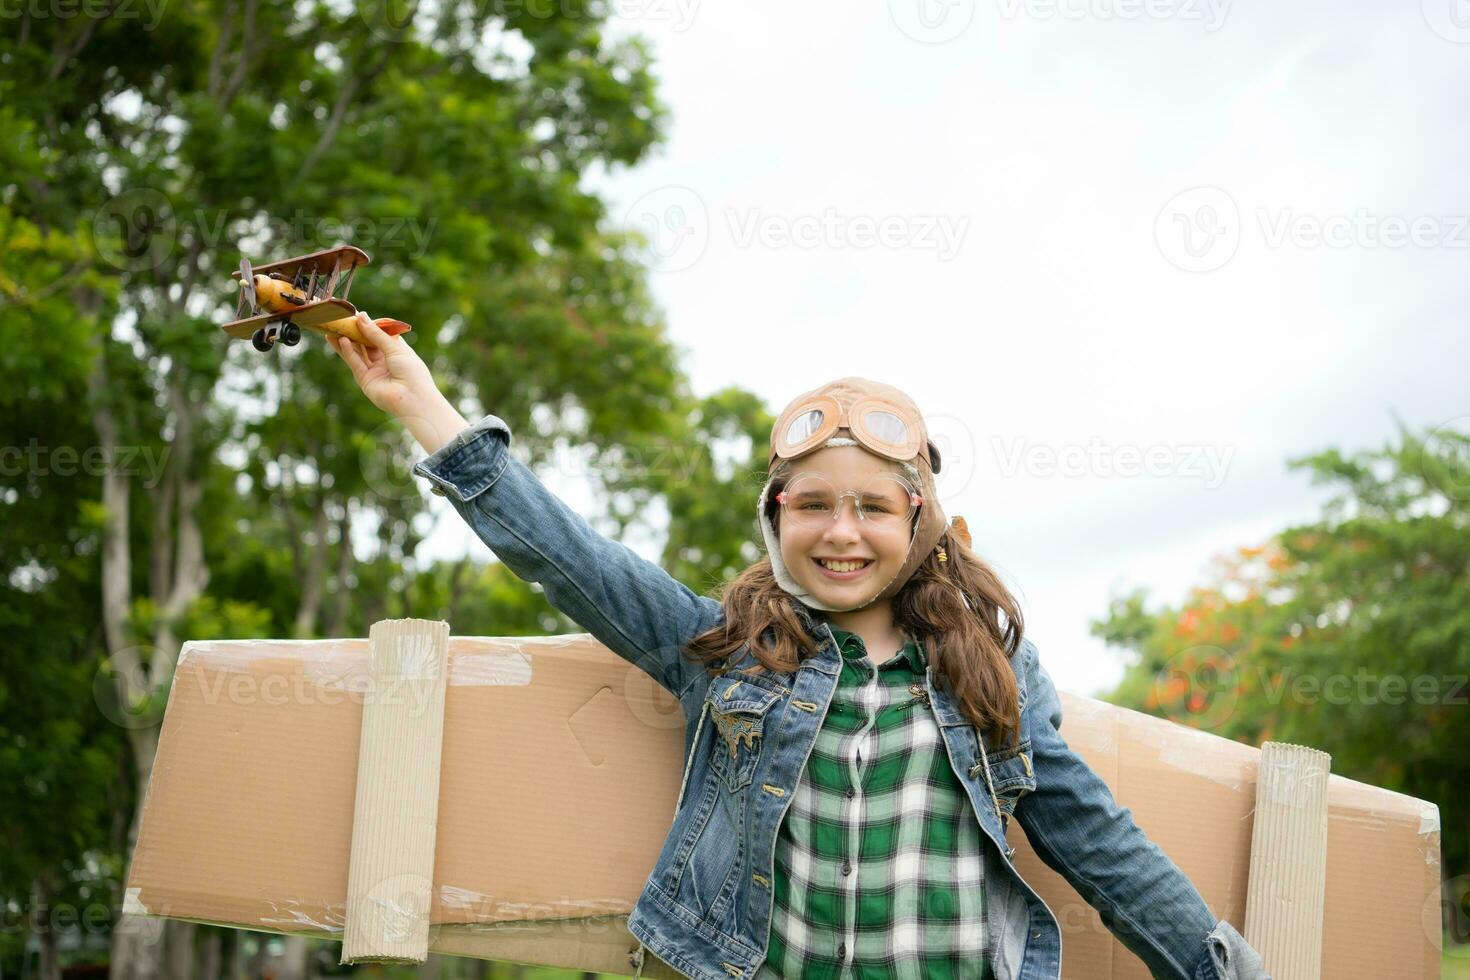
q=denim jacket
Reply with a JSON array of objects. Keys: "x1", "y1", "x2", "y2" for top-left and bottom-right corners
[{"x1": 411, "y1": 414, "x2": 1271, "y2": 980}]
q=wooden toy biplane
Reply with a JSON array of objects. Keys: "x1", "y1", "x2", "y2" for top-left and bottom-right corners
[{"x1": 222, "y1": 245, "x2": 411, "y2": 353}]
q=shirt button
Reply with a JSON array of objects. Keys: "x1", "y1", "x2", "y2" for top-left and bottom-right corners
[
  {"x1": 837, "y1": 942, "x2": 847, "y2": 960},
  {"x1": 845, "y1": 787, "x2": 855, "y2": 799},
  {"x1": 842, "y1": 859, "x2": 852, "y2": 876}
]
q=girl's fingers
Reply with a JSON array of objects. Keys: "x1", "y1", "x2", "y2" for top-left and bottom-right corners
[
  {"x1": 334, "y1": 335, "x2": 369, "y2": 377},
  {"x1": 356, "y1": 311, "x2": 395, "y2": 351}
]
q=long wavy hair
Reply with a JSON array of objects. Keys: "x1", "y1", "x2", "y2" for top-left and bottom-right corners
[{"x1": 681, "y1": 454, "x2": 1026, "y2": 752}]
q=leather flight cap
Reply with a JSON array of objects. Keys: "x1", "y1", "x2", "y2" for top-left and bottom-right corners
[{"x1": 758, "y1": 377, "x2": 950, "y2": 613}]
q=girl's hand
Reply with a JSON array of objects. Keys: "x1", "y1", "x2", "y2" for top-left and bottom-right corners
[
  {"x1": 332, "y1": 311, "x2": 470, "y2": 454},
  {"x1": 332, "y1": 311, "x2": 438, "y2": 418}
]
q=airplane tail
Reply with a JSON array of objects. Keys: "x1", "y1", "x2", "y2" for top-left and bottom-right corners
[{"x1": 374, "y1": 318, "x2": 412, "y2": 336}]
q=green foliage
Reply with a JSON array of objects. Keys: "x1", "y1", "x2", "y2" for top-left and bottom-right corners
[
  {"x1": 0, "y1": 2, "x2": 770, "y2": 974},
  {"x1": 580, "y1": 384, "x2": 773, "y2": 593},
  {"x1": 1094, "y1": 419, "x2": 1470, "y2": 883}
]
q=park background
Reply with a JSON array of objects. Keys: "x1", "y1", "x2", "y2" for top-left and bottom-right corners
[{"x1": 1, "y1": 0, "x2": 1466, "y2": 976}]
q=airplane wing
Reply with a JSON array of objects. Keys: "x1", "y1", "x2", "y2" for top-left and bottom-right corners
[
  {"x1": 292, "y1": 298, "x2": 357, "y2": 325},
  {"x1": 230, "y1": 246, "x2": 370, "y2": 284},
  {"x1": 219, "y1": 299, "x2": 358, "y2": 339},
  {"x1": 220, "y1": 311, "x2": 279, "y2": 339}
]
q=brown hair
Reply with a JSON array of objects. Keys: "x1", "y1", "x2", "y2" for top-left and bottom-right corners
[{"x1": 680, "y1": 460, "x2": 1025, "y2": 752}]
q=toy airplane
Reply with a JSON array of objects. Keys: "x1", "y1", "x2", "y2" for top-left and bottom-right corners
[{"x1": 222, "y1": 245, "x2": 411, "y2": 353}]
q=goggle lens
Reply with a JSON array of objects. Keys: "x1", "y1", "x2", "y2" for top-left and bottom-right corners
[
  {"x1": 862, "y1": 409, "x2": 910, "y2": 446},
  {"x1": 784, "y1": 409, "x2": 826, "y2": 445}
]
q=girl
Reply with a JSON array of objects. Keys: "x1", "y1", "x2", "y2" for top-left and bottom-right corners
[{"x1": 332, "y1": 312, "x2": 1270, "y2": 980}]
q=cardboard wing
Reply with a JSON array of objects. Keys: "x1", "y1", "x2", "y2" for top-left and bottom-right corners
[{"x1": 124, "y1": 634, "x2": 1443, "y2": 978}]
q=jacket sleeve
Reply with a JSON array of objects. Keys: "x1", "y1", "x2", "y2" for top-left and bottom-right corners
[
  {"x1": 1012, "y1": 640, "x2": 1272, "y2": 980},
  {"x1": 410, "y1": 414, "x2": 725, "y2": 702}
]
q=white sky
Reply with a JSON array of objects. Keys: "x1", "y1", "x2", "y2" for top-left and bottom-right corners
[{"x1": 418, "y1": 0, "x2": 1469, "y2": 698}]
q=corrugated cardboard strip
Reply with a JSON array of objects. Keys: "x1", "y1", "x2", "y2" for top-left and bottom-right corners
[
  {"x1": 1245, "y1": 742, "x2": 1332, "y2": 980},
  {"x1": 340, "y1": 619, "x2": 450, "y2": 964}
]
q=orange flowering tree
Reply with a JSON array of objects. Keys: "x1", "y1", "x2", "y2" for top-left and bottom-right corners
[{"x1": 1092, "y1": 420, "x2": 1469, "y2": 884}]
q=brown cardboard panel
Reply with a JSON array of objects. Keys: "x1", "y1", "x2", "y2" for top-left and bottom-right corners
[
  {"x1": 126, "y1": 636, "x2": 1442, "y2": 978},
  {"x1": 126, "y1": 642, "x2": 364, "y2": 934},
  {"x1": 127, "y1": 635, "x2": 684, "y2": 936},
  {"x1": 431, "y1": 637, "x2": 684, "y2": 925},
  {"x1": 1006, "y1": 695, "x2": 1442, "y2": 980}
]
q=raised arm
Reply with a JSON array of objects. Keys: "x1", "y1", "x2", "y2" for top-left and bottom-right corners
[
  {"x1": 1012, "y1": 640, "x2": 1271, "y2": 980},
  {"x1": 332, "y1": 313, "x2": 724, "y2": 702}
]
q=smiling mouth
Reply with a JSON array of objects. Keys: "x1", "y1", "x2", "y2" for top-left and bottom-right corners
[{"x1": 813, "y1": 557, "x2": 874, "y2": 576}]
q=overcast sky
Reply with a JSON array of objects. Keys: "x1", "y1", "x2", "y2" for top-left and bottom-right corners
[{"x1": 419, "y1": 0, "x2": 1468, "y2": 699}]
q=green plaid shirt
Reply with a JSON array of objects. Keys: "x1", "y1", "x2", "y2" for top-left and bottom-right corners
[{"x1": 756, "y1": 627, "x2": 994, "y2": 980}]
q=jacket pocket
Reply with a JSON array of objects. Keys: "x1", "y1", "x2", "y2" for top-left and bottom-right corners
[
  {"x1": 979, "y1": 736, "x2": 1037, "y2": 828},
  {"x1": 705, "y1": 677, "x2": 783, "y2": 793}
]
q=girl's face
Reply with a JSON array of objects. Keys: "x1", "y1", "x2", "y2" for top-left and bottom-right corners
[{"x1": 776, "y1": 446, "x2": 916, "y2": 609}]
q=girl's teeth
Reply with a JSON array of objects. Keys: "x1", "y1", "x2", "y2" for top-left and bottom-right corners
[{"x1": 819, "y1": 559, "x2": 870, "y2": 572}]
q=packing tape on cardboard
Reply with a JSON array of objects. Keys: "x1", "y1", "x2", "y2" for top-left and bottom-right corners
[{"x1": 176, "y1": 638, "x2": 536, "y2": 689}]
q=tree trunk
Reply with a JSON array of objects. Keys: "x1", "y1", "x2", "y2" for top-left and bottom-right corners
[
  {"x1": 226, "y1": 929, "x2": 250, "y2": 980},
  {"x1": 326, "y1": 507, "x2": 354, "y2": 637},
  {"x1": 197, "y1": 926, "x2": 221, "y2": 978},
  {"x1": 250, "y1": 931, "x2": 267, "y2": 978},
  {"x1": 149, "y1": 473, "x2": 177, "y2": 610},
  {"x1": 275, "y1": 934, "x2": 311, "y2": 980},
  {"x1": 111, "y1": 726, "x2": 168, "y2": 980},
  {"x1": 292, "y1": 502, "x2": 332, "y2": 637},
  {"x1": 165, "y1": 919, "x2": 195, "y2": 978},
  {"x1": 446, "y1": 557, "x2": 475, "y2": 625},
  {"x1": 34, "y1": 873, "x2": 62, "y2": 980},
  {"x1": 94, "y1": 349, "x2": 212, "y2": 980},
  {"x1": 90, "y1": 332, "x2": 156, "y2": 980}
]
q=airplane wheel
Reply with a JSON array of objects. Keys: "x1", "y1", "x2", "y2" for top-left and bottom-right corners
[
  {"x1": 280, "y1": 322, "x2": 302, "y2": 346},
  {"x1": 251, "y1": 328, "x2": 274, "y2": 353}
]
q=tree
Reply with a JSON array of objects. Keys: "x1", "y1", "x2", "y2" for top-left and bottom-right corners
[
  {"x1": 2, "y1": 1, "x2": 711, "y2": 975},
  {"x1": 1093, "y1": 419, "x2": 1470, "y2": 911}
]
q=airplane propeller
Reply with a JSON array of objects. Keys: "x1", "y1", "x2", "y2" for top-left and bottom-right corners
[{"x1": 239, "y1": 257, "x2": 258, "y2": 312}]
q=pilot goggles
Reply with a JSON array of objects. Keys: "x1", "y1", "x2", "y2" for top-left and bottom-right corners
[{"x1": 769, "y1": 393, "x2": 934, "y2": 470}]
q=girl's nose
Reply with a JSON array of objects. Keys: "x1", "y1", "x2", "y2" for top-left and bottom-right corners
[{"x1": 824, "y1": 504, "x2": 864, "y2": 541}]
